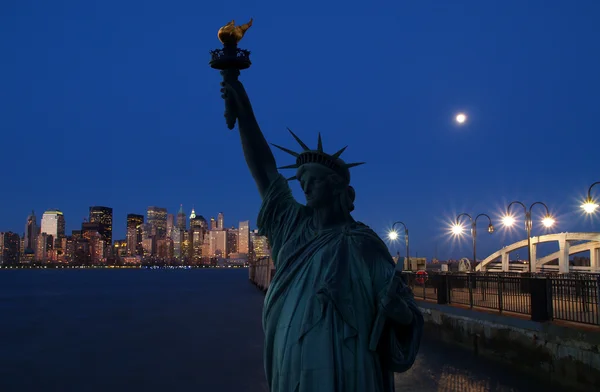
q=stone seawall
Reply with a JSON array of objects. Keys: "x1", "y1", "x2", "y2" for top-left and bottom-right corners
[{"x1": 418, "y1": 301, "x2": 600, "y2": 391}]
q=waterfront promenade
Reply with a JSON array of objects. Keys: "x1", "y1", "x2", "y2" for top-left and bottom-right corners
[{"x1": 0, "y1": 268, "x2": 566, "y2": 392}]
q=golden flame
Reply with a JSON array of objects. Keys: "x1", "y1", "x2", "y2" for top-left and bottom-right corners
[{"x1": 218, "y1": 18, "x2": 253, "y2": 45}]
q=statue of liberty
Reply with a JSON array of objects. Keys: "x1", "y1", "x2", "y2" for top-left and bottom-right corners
[{"x1": 219, "y1": 68, "x2": 423, "y2": 392}]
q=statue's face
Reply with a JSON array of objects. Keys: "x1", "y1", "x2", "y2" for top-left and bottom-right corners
[{"x1": 298, "y1": 164, "x2": 337, "y2": 209}]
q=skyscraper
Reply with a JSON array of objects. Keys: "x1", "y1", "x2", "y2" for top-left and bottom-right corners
[
  {"x1": 217, "y1": 212, "x2": 224, "y2": 230},
  {"x1": 238, "y1": 220, "x2": 250, "y2": 255},
  {"x1": 40, "y1": 210, "x2": 65, "y2": 243},
  {"x1": 209, "y1": 229, "x2": 227, "y2": 258},
  {"x1": 89, "y1": 206, "x2": 113, "y2": 247},
  {"x1": 226, "y1": 228, "x2": 238, "y2": 256},
  {"x1": 147, "y1": 206, "x2": 167, "y2": 238},
  {"x1": 167, "y1": 214, "x2": 174, "y2": 236},
  {"x1": 81, "y1": 222, "x2": 101, "y2": 241},
  {"x1": 176, "y1": 204, "x2": 186, "y2": 230},
  {"x1": 250, "y1": 229, "x2": 271, "y2": 260},
  {"x1": 23, "y1": 210, "x2": 38, "y2": 252},
  {"x1": 0, "y1": 232, "x2": 20, "y2": 265},
  {"x1": 210, "y1": 217, "x2": 217, "y2": 230},
  {"x1": 35, "y1": 232, "x2": 50, "y2": 262},
  {"x1": 172, "y1": 228, "x2": 183, "y2": 259},
  {"x1": 190, "y1": 214, "x2": 207, "y2": 231},
  {"x1": 126, "y1": 214, "x2": 144, "y2": 256}
]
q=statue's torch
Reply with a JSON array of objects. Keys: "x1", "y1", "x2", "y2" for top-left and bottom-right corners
[{"x1": 209, "y1": 18, "x2": 253, "y2": 130}]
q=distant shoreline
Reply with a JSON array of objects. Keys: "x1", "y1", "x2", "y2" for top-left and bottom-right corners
[{"x1": 0, "y1": 265, "x2": 247, "y2": 270}]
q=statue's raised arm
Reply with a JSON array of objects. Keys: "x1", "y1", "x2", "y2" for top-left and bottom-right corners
[
  {"x1": 220, "y1": 75, "x2": 279, "y2": 198},
  {"x1": 209, "y1": 18, "x2": 278, "y2": 198}
]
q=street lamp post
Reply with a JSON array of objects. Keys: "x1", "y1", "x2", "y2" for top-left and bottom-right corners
[
  {"x1": 452, "y1": 213, "x2": 494, "y2": 272},
  {"x1": 388, "y1": 221, "x2": 409, "y2": 270},
  {"x1": 503, "y1": 201, "x2": 555, "y2": 273},
  {"x1": 581, "y1": 181, "x2": 600, "y2": 214}
]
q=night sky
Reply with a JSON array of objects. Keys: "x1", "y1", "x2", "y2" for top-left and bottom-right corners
[{"x1": 1, "y1": 0, "x2": 599, "y2": 260}]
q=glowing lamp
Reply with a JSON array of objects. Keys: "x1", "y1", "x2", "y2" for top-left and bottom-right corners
[
  {"x1": 502, "y1": 216, "x2": 516, "y2": 227},
  {"x1": 581, "y1": 200, "x2": 599, "y2": 214},
  {"x1": 451, "y1": 224, "x2": 464, "y2": 235}
]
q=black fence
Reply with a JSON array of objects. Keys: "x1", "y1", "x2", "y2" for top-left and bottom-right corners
[{"x1": 403, "y1": 271, "x2": 600, "y2": 326}]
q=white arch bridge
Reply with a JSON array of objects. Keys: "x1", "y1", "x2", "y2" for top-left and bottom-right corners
[{"x1": 476, "y1": 232, "x2": 600, "y2": 273}]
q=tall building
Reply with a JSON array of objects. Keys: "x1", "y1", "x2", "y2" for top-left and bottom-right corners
[
  {"x1": 190, "y1": 214, "x2": 207, "y2": 231},
  {"x1": 0, "y1": 232, "x2": 20, "y2": 265},
  {"x1": 126, "y1": 214, "x2": 144, "y2": 256},
  {"x1": 87, "y1": 232, "x2": 105, "y2": 263},
  {"x1": 250, "y1": 229, "x2": 271, "y2": 260},
  {"x1": 238, "y1": 220, "x2": 250, "y2": 255},
  {"x1": 192, "y1": 229, "x2": 203, "y2": 262},
  {"x1": 156, "y1": 238, "x2": 174, "y2": 259},
  {"x1": 172, "y1": 229, "x2": 183, "y2": 260},
  {"x1": 89, "y1": 206, "x2": 113, "y2": 247},
  {"x1": 209, "y1": 230, "x2": 227, "y2": 258},
  {"x1": 166, "y1": 214, "x2": 174, "y2": 237},
  {"x1": 217, "y1": 212, "x2": 224, "y2": 230},
  {"x1": 176, "y1": 205, "x2": 186, "y2": 230},
  {"x1": 147, "y1": 206, "x2": 167, "y2": 238},
  {"x1": 182, "y1": 231, "x2": 191, "y2": 261},
  {"x1": 35, "y1": 232, "x2": 50, "y2": 262},
  {"x1": 63, "y1": 236, "x2": 76, "y2": 263},
  {"x1": 81, "y1": 222, "x2": 101, "y2": 262},
  {"x1": 40, "y1": 210, "x2": 65, "y2": 244},
  {"x1": 210, "y1": 217, "x2": 217, "y2": 230},
  {"x1": 140, "y1": 223, "x2": 153, "y2": 240},
  {"x1": 113, "y1": 240, "x2": 127, "y2": 257},
  {"x1": 82, "y1": 222, "x2": 101, "y2": 240},
  {"x1": 201, "y1": 235, "x2": 210, "y2": 263},
  {"x1": 142, "y1": 237, "x2": 155, "y2": 257},
  {"x1": 226, "y1": 228, "x2": 238, "y2": 256},
  {"x1": 23, "y1": 210, "x2": 39, "y2": 252}
]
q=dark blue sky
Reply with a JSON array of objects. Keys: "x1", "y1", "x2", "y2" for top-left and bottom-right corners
[{"x1": 1, "y1": 0, "x2": 599, "y2": 260}]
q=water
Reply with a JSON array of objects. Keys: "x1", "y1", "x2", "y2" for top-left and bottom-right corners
[{"x1": 0, "y1": 269, "x2": 566, "y2": 391}]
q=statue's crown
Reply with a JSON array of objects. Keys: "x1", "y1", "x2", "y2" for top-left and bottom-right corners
[{"x1": 272, "y1": 129, "x2": 365, "y2": 183}]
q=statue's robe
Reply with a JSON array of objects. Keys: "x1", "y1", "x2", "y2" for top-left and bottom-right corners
[{"x1": 258, "y1": 175, "x2": 423, "y2": 392}]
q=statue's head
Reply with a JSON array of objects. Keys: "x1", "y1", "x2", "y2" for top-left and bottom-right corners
[
  {"x1": 272, "y1": 129, "x2": 364, "y2": 215},
  {"x1": 296, "y1": 163, "x2": 356, "y2": 213}
]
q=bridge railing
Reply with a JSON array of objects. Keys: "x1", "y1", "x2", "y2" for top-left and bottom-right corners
[{"x1": 404, "y1": 271, "x2": 600, "y2": 326}]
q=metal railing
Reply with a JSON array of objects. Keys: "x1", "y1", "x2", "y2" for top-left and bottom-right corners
[
  {"x1": 404, "y1": 271, "x2": 600, "y2": 326},
  {"x1": 551, "y1": 278, "x2": 599, "y2": 325}
]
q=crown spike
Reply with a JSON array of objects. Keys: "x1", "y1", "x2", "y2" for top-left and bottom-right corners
[
  {"x1": 317, "y1": 133, "x2": 323, "y2": 152},
  {"x1": 344, "y1": 162, "x2": 366, "y2": 169},
  {"x1": 287, "y1": 128, "x2": 310, "y2": 151},
  {"x1": 278, "y1": 163, "x2": 299, "y2": 170},
  {"x1": 331, "y1": 146, "x2": 348, "y2": 159},
  {"x1": 271, "y1": 143, "x2": 299, "y2": 157}
]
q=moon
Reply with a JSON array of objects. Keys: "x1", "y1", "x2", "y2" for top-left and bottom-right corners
[{"x1": 455, "y1": 113, "x2": 467, "y2": 124}]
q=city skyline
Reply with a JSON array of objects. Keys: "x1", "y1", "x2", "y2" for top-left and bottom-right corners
[
  {"x1": 2, "y1": 187, "x2": 600, "y2": 263},
  {"x1": 0, "y1": 203, "x2": 268, "y2": 265},
  {"x1": 0, "y1": 204, "x2": 251, "y2": 240},
  {"x1": 1, "y1": 1, "x2": 599, "y2": 260}
]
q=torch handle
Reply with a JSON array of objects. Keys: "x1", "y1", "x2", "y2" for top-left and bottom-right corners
[
  {"x1": 225, "y1": 100, "x2": 237, "y2": 130},
  {"x1": 221, "y1": 69, "x2": 241, "y2": 130}
]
